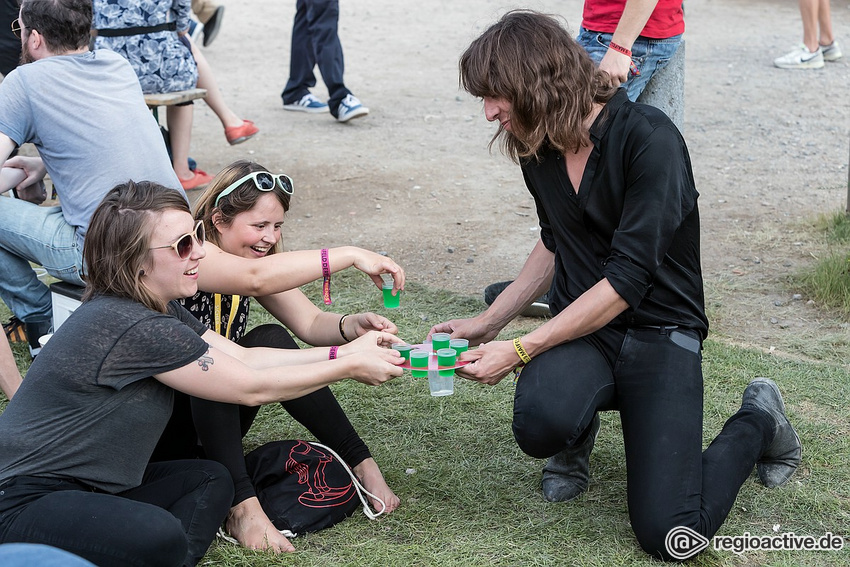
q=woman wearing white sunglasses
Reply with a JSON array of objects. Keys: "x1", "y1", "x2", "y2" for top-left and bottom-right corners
[{"x1": 0, "y1": 180, "x2": 404, "y2": 566}]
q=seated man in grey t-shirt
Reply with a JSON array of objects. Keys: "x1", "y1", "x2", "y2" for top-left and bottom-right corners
[{"x1": 0, "y1": 0, "x2": 183, "y2": 362}]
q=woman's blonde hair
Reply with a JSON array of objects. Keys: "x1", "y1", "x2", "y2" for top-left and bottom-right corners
[
  {"x1": 459, "y1": 10, "x2": 617, "y2": 162},
  {"x1": 193, "y1": 160, "x2": 292, "y2": 254},
  {"x1": 83, "y1": 180, "x2": 191, "y2": 313}
]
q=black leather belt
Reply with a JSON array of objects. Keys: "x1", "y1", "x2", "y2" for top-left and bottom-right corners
[{"x1": 96, "y1": 21, "x2": 177, "y2": 37}]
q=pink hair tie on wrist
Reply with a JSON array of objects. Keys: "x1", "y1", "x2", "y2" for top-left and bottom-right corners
[
  {"x1": 321, "y1": 248, "x2": 332, "y2": 305},
  {"x1": 329, "y1": 346, "x2": 338, "y2": 360}
]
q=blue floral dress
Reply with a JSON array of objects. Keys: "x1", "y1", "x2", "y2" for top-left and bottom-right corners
[{"x1": 93, "y1": 0, "x2": 198, "y2": 94}]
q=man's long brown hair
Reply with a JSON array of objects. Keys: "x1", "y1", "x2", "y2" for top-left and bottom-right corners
[{"x1": 460, "y1": 10, "x2": 617, "y2": 162}]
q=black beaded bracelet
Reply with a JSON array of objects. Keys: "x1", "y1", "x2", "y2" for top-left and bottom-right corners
[{"x1": 339, "y1": 314, "x2": 351, "y2": 343}]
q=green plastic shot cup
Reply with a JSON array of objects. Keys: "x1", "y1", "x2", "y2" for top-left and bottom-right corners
[
  {"x1": 409, "y1": 349, "x2": 429, "y2": 378},
  {"x1": 382, "y1": 282, "x2": 400, "y2": 308},
  {"x1": 392, "y1": 343, "x2": 413, "y2": 361},
  {"x1": 431, "y1": 332, "x2": 450, "y2": 351},
  {"x1": 449, "y1": 338, "x2": 468, "y2": 354},
  {"x1": 436, "y1": 348, "x2": 457, "y2": 377}
]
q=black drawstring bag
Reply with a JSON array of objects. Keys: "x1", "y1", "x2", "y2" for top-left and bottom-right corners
[{"x1": 243, "y1": 440, "x2": 384, "y2": 537}]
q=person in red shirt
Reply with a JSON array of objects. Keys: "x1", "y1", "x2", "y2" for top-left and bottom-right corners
[{"x1": 577, "y1": 0, "x2": 683, "y2": 100}]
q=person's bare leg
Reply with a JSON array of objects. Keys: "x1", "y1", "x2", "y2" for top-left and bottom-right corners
[
  {"x1": 0, "y1": 333, "x2": 22, "y2": 399},
  {"x1": 189, "y1": 39, "x2": 243, "y2": 130},
  {"x1": 799, "y1": 0, "x2": 820, "y2": 51},
  {"x1": 225, "y1": 497, "x2": 295, "y2": 553},
  {"x1": 353, "y1": 457, "x2": 400, "y2": 514},
  {"x1": 191, "y1": 0, "x2": 219, "y2": 23},
  {"x1": 816, "y1": 0, "x2": 835, "y2": 46},
  {"x1": 166, "y1": 104, "x2": 195, "y2": 180}
]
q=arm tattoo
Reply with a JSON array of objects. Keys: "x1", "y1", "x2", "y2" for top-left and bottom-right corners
[{"x1": 197, "y1": 348, "x2": 214, "y2": 371}]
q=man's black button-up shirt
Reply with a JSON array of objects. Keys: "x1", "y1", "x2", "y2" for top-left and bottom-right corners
[{"x1": 521, "y1": 89, "x2": 708, "y2": 338}]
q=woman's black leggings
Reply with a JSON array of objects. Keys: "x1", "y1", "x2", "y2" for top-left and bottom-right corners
[
  {"x1": 154, "y1": 324, "x2": 371, "y2": 506},
  {"x1": 0, "y1": 460, "x2": 233, "y2": 567}
]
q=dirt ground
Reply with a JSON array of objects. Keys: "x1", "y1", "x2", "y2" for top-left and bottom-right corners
[{"x1": 187, "y1": 0, "x2": 850, "y2": 360}]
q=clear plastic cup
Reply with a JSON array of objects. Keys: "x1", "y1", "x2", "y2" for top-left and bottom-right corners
[
  {"x1": 428, "y1": 369, "x2": 454, "y2": 397},
  {"x1": 449, "y1": 338, "x2": 468, "y2": 354},
  {"x1": 436, "y1": 347, "x2": 457, "y2": 377},
  {"x1": 431, "y1": 332, "x2": 450, "y2": 351},
  {"x1": 409, "y1": 349, "x2": 429, "y2": 378},
  {"x1": 392, "y1": 343, "x2": 414, "y2": 360},
  {"x1": 382, "y1": 282, "x2": 400, "y2": 308}
]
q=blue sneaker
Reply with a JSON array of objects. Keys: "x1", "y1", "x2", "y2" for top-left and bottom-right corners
[
  {"x1": 283, "y1": 93, "x2": 329, "y2": 114},
  {"x1": 336, "y1": 94, "x2": 369, "y2": 122}
]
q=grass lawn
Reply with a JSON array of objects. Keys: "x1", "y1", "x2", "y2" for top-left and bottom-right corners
[{"x1": 2, "y1": 272, "x2": 848, "y2": 566}]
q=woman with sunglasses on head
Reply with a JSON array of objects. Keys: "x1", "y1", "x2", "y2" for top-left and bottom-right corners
[
  {"x1": 0, "y1": 180, "x2": 403, "y2": 566},
  {"x1": 151, "y1": 160, "x2": 401, "y2": 552},
  {"x1": 190, "y1": 169, "x2": 406, "y2": 301}
]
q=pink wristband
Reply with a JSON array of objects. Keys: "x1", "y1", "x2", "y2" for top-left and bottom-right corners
[
  {"x1": 321, "y1": 248, "x2": 332, "y2": 305},
  {"x1": 329, "y1": 345, "x2": 338, "y2": 360}
]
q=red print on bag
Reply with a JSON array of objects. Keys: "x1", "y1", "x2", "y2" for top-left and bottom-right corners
[{"x1": 285, "y1": 441, "x2": 356, "y2": 508}]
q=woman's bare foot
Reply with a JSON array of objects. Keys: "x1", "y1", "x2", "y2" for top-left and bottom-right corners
[
  {"x1": 353, "y1": 458, "x2": 400, "y2": 514},
  {"x1": 226, "y1": 497, "x2": 295, "y2": 553}
]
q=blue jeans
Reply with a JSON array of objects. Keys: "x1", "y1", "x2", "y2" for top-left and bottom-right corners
[
  {"x1": 577, "y1": 28, "x2": 682, "y2": 102},
  {"x1": 512, "y1": 325, "x2": 773, "y2": 560},
  {"x1": 282, "y1": 0, "x2": 351, "y2": 116},
  {"x1": 0, "y1": 198, "x2": 85, "y2": 323},
  {"x1": 0, "y1": 460, "x2": 234, "y2": 567},
  {"x1": 0, "y1": 543, "x2": 95, "y2": 566}
]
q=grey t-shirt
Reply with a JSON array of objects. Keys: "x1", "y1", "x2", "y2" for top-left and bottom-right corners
[
  {"x1": 0, "y1": 50, "x2": 183, "y2": 248},
  {"x1": 0, "y1": 296, "x2": 209, "y2": 493}
]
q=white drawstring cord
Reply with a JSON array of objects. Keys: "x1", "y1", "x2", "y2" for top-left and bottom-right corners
[{"x1": 310, "y1": 442, "x2": 387, "y2": 520}]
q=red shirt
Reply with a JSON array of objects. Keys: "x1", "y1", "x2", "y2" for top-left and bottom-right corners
[{"x1": 582, "y1": 0, "x2": 684, "y2": 39}]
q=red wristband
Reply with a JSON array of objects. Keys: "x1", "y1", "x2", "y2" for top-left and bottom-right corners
[
  {"x1": 329, "y1": 345, "x2": 338, "y2": 360},
  {"x1": 608, "y1": 41, "x2": 632, "y2": 57},
  {"x1": 321, "y1": 248, "x2": 332, "y2": 305}
]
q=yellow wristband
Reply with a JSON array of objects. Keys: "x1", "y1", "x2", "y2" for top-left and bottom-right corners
[{"x1": 513, "y1": 337, "x2": 532, "y2": 365}]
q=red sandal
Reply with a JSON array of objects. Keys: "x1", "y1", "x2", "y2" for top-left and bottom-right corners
[
  {"x1": 180, "y1": 169, "x2": 213, "y2": 190},
  {"x1": 225, "y1": 119, "x2": 259, "y2": 146}
]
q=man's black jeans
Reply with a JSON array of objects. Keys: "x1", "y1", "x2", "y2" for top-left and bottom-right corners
[{"x1": 513, "y1": 325, "x2": 773, "y2": 559}]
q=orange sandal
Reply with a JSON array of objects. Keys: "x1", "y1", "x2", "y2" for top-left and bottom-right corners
[{"x1": 225, "y1": 119, "x2": 259, "y2": 146}]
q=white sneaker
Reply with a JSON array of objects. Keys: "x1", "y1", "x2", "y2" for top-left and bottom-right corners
[
  {"x1": 188, "y1": 20, "x2": 204, "y2": 44},
  {"x1": 774, "y1": 44, "x2": 824, "y2": 69},
  {"x1": 821, "y1": 40, "x2": 843, "y2": 62},
  {"x1": 336, "y1": 94, "x2": 369, "y2": 123}
]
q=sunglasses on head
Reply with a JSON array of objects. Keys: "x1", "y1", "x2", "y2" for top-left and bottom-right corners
[
  {"x1": 11, "y1": 18, "x2": 20, "y2": 39},
  {"x1": 150, "y1": 220, "x2": 206, "y2": 260},
  {"x1": 214, "y1": 171, "x2": 294, "y2": 208}
]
